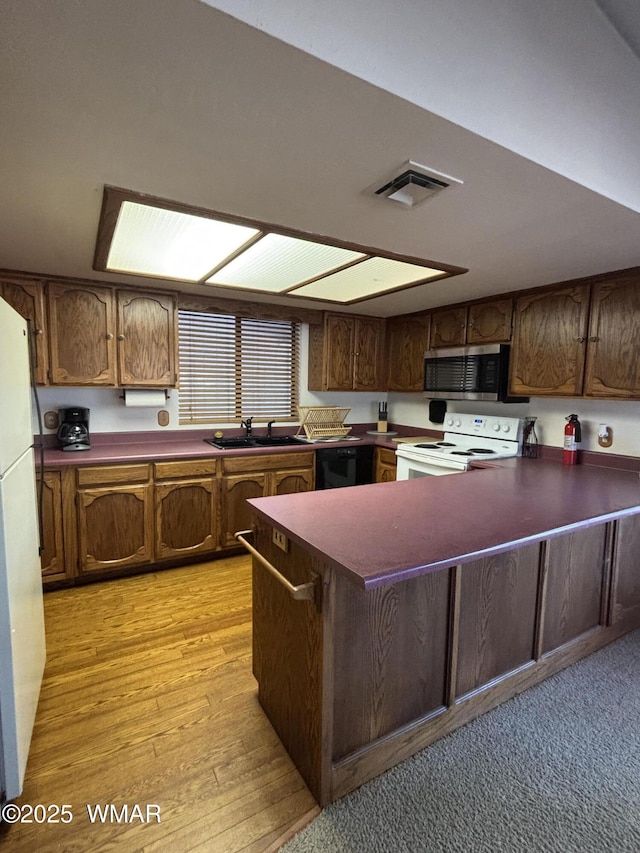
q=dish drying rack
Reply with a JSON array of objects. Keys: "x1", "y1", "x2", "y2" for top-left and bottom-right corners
[{"x1": 296, "y1": 406, "x2": 352, "y2": 441}]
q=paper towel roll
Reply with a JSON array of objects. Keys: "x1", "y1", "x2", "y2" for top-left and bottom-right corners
[{"x1": 123, "y1": 389, "x2": 167, "y2": 408}]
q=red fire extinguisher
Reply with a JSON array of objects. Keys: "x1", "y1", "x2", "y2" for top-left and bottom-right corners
[{"x1": 563, "y1": 414, "x2": 581, "y2": 465}]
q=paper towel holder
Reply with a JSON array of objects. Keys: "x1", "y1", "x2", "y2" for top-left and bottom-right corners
[{"x1": 119, "y1": 389, "x2": 170, "y2": 405}]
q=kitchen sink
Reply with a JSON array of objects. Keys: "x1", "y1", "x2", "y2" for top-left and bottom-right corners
[
  {"x1": 204, "y1": 437, "x2": 255, "y2": 449},
  {"x1": 204, "y1": 435, "x2": 302, "y2": 450},
  {"x1": 251, "y1": 435, "x2": 301, "y2": 446}
]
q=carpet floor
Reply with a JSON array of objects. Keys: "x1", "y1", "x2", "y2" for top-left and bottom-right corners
[{"x1": 281, "y1": 628, "x2": 640, "y2": 853}]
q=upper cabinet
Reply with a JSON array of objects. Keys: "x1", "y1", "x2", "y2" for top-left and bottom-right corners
[
  {"x1": 48, "y1": 283, "x2": 117, "y2": 385},
  {"x1": 430, "y1": 298, "x2": 513, "y2": 348},
  {"x1": 509, "y1": 280, "x2": 640, "y2": 399},
  {"x1": 308, "y1": 312, "x2": 385, "y2": 392},
  {"x1": 117, "y1": 291, "x2": 177, "y2": 386},
  {"x1": 509, "y1": 285, "x2": 590, "y2": 397},
  {"x1": 584, "y1": 278, "x2": 640, "y2": 398},
  {"x1": 1, "y1": 277, "x2": 49, "y2": 384},
  {"x1": 386, "y1": 313, "x2": 431, "y2": 392},
  {"x1": 47, "y1": 283, "x2": 178, "y2": 387}
]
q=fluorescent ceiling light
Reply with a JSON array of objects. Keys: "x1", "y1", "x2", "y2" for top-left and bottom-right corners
[
  {"x1": 292, "y1": 257, "x2": 444, "y2": 302},
  {"x1": 207, "y1": 233, "x2": 365, "y2": 292},
  {"x1": 96, "y1": 188, "x2": 465, "y2": 303},
  {"x1": 107, "y1": 202, "x2": 259, "y2": 281}
]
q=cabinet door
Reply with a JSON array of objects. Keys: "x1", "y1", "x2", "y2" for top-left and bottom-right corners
[
  {"x1": 48, "y1": 283, "x2": 117, "y2": 385},
  {"x1": 353, "y1": 317, "x2": 384, "y2": 391},
  {"x1": 38, "y1": 470, "x2": 66, "y2": 581},
  {"x1": 221, "y1": 473, "x2": 267, "y2": 547},
  {"x1": 324, "y1": 314, "x2": 355, "y2": 391},
  {"x1": 77, "y1": 484, "x2": 153, "y2": 573},
  {"x1": 584, "y1": 279, "x2": 640, "y2": 398},
  {"x1": 610, "y1": 514, "x2": 640, "y2": 626},
  {"x1": 272, "y1": 467, "x2": 314, "y2": 495},
  {"x1": 375, "y1": 447, "x2": 397, "y2": 482},
  {"x1": 117, "y1": 291, "x2": 177, "y2": 386},
  {"x1": 467, "y1": 298, "x2": 513, "y2": 344},
  {"x1": 155, "y1": 478, "x2": 217, "y2": 560},
  {"x1": 1, "y1": 278, "x2": 49, "y2": 385},
  {"x1": 541, "y1": 524, "x2": 608, "y2": 654},
  {"x1": 509, "y1": 285, "x2": 590, "y2": 396},
  {"x1": 386, "y1": 314, "x2": 430, "y2": 392},
  {"x1": 430, "y1": 306, "x2": 467, "y2": 348}
]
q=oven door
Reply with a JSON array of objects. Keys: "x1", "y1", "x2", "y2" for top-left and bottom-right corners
[{"x1": 395, "y1": 446, "x2": 469, "y2": 479}]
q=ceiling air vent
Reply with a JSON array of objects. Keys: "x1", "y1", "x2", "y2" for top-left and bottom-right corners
[{"x1": 371, "y1": 160, "x2": 463, "y2": 208}]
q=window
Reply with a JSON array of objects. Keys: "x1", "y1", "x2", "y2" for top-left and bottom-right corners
[{"x1": 178, "y1": 310, "x2": 300, "y2": 424}]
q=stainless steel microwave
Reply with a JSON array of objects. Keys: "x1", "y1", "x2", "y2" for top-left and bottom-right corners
[{"x1": 423, "y1": 343, "x2": 529, "y2": 402}]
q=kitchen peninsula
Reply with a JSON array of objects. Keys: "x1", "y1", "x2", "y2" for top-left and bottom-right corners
[{"x1": 244, "y1": 459, "x2": 640, "y2": 805}]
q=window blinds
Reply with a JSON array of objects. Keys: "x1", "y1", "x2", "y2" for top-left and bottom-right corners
[{"x1": 178, "y1": 310, "x2": 300, "y2": 424}]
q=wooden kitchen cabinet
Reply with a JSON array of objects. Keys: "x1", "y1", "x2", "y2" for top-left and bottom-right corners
[
  {"x1": 37, "y1": 469, "x2": 69, "y2": 584},
  {"x1": 509, "y1": 285, "x2": 590, "y2": 396},
  {"x1": 308, "y1": 313, "x2": 385, "y2": 391},
  {"x1": 47, "y1": 282, "x2": 178, "y2": 387},
  {"x1": 386, "y1": 313, "x2": 430, "y2": 392},
  {"x1": 583, "y1": 278, "x2": 640, "y2": 397},
  {"x1": 76, "y1": 465, "x2": 154, "y2": 575},
  {"x1": 430, "y1": 298, "x2": 513, "y2": 348},
  {"x1": 610, "y1": 513, "x2": 640, "y2": 626},
  {"x1": 117, "y1": 290, "x2": 177, "y2": 386},
  {"x1": 510, "y1": 277, "x2": 640, "y2": 399},
  {"x1": 375, "y1": 446, "x2": 397, "y2": 482},
  {"x1": 1, "y1": 277, "x2": 49, "y2": 385},
  {"x1": 221, "y1": 452, "x2": 314, "y2": 547},
  {"x1": 47, "y1": 282, "x2": 117, "y2": 385},
  {"x1": 467, "y1": 298, "x2": 513, "y2": 344},
  {"x1": 154, "y1": 459, "x2": 218, "y2": 560}
]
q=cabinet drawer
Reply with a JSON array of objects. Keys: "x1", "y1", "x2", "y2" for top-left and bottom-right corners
[
  {"x1": 377, "y1": 447, "x2": 397, "y2": 466},
  {"x1": 155, "y1": 459, "x2": 218, "y2": 479},
  {"x1": 223, "y1": 451, "x2": 314, "y2": 475},
  {"x1": 77, "y1": 464, "x2": 152, "y2": 486}
]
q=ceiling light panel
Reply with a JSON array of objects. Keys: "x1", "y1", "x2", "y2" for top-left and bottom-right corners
[
  {"x1": 206, "y1": 233, "x2": 365, "y2": 292},
  {"x1": 107, "y1": 202, "x2": 259, "y2": 281},
  {"x1": 291, "y1": 257, "x2": 444, "y2": 302}
]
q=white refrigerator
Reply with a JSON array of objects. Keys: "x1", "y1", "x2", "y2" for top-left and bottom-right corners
[{"x1": 0, "y1": 297, "x2": 46, "y2": 803}]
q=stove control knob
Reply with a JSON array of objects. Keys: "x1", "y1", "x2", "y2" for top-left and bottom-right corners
[
  {"x1": 502, "y1": 424, "x2": 511, "y2": 433},
  {"x1": 446, "y1": 418, "x2": 454, "y2": 426},
  {"x1": 492, "y1": 423, "x2": 501, "y2": 432},
  {"x1": 454, "y1": 418, "x2": 461, "y2": 427}
]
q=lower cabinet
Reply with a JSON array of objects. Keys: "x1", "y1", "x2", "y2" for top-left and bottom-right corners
[
  {"x1": 42, "y1": 451, "x2": 315, "y2": 585},
  {"x1": 38, "y1": 470, "x2": 67, "y2": 583},
  {"x1": 76, "y1": 465, "x2": 154, "y2": 576},
  {"x1": 221, "y1": 452, "x2": 314, "y2": 547},
  {"x1": 155, "y1": 459, "x2": 219, "y2": 561},
  {"x1": 375, "y1": 447, "x2": 397, "y2": 482}
]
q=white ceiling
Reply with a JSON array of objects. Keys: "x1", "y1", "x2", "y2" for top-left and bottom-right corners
[{"x1": 1, "y1": 0, "x2": 640, "y2": 318}]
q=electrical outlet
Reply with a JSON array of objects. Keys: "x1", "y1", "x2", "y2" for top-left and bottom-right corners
[
  {"x1": 272, "y1": 528, "x2": 289, "y2": 552},
  {"x1": 43, "y1": 410, "x2": 59, "y2": 430}
]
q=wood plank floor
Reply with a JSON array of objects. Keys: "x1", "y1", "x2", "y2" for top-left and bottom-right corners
[{"x1": 1, "y1": 556, "x2": 319, "y2": 852}]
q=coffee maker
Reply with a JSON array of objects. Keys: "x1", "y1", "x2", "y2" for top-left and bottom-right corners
[{"x1": 57, "y1": 407, "x2": 90, "y2": 451}]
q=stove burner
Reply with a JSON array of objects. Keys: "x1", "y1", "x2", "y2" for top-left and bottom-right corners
[
  {"x1": 436, "y1": 442, "x2": 456, "y2": 447},
  {"x1": 451, "y1": 451, "x2": 473, "y2": 456},
  {"x1": 467, "y1": 447, "x2": 496, "y2": 454},
  {"x1": 415, "y1": 443, "x2": 441, "y2": 449}
]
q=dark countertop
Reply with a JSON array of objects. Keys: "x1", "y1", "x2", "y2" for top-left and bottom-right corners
[
  {"x1": 40, "y1": 429, "x2": 403, "y2": 467},
  {"x1": 247, "y1": 459, "x2": 640, "y2": 589}
]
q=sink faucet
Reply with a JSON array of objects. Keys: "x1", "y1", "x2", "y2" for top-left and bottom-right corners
[
  {"x1": 267, "y1": 421, "x2": 275, "y2": 438},
  {"x1": 241, "y1": 417, "x2": 253, "y2": 437}
]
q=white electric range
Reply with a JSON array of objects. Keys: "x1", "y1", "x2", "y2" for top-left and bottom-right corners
[{"x1": 395, "y1": 413, "x2": 523, "y2": 478}]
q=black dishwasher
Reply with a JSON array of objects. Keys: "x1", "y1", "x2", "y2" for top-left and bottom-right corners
[{"x1": 315, "y1": 445, "x2": 374, "y2": 489}]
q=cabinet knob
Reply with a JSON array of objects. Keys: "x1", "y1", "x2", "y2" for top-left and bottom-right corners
[
  {"x1": 576, "y1": 336, "x2": 585, "y2": 343},
  {"x1": 106, "y1": 333, "x2": 114, "y2": 340},
  {"x1": 35, "y1": 328, "x2": 43, "y2": 336},
  {"x1": 589, "y1": 335, "x2": 599, "y2": 342},
  {"x1": 118, "y1": 334, "x2": 125, "y2": 341}
]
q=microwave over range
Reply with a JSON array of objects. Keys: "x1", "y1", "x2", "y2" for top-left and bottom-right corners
[{"x1": 423, "y1": 344, "x2": 529, "y2": 403}]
